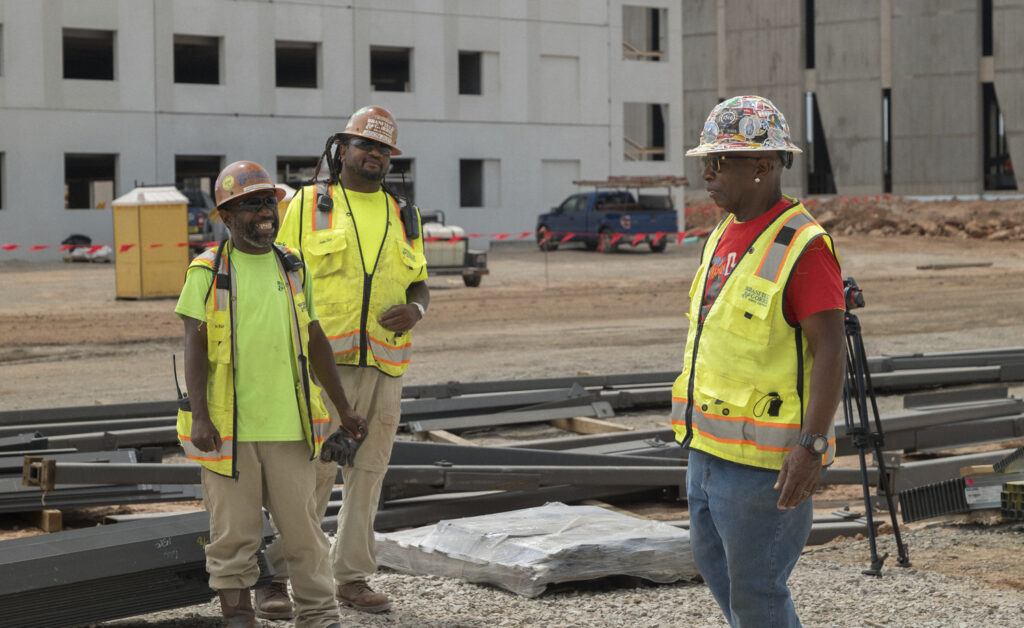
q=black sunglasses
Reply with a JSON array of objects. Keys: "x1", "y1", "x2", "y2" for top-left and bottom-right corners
[
  {"x1": 701, "y1": 154, "x2": 762, "y2": 173},
  {"x1": 233, "y1": 196, "x2": 278, "y2": 212},
  {"x1": 349, "y1": 137, "x2": 393, "y2": 156}
]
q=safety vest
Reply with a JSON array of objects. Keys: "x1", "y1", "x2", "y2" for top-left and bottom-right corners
[
  {"x1": 176, "y1": 241, "x2": 331, "y2": 477},
  {"x1": 670, "y1": 200, "x2": 839, "y2": 470},
  {"x1": 280, "y1": 184, "x2": 426, "y2": 377}
]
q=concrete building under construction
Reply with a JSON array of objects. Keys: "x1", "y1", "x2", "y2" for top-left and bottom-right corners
[{"x1": 0, "y1": 0, "x2": 1020, "y2": 259}]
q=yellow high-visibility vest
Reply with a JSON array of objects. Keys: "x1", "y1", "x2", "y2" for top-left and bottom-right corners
[
  {"x1": 278, "y1": 184, "x2": 426, "y2": 377},
  {"x1": 670, "y1": 199, "x2": 839, "y2": 470},
  {"x1": 176, "y1": 241, "x2": 331, "y2": 477}
]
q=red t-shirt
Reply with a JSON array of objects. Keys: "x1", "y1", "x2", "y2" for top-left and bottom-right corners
[{"x1": 700, "y1": 198, "x2": 843, "y2": 324}]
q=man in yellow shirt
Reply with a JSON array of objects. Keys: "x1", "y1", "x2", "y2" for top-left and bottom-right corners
[
  {"x1": 177, "y1": 160, "x2": 365, "y2": 627},
  {"x1": 273, "y1": 106, "x2": 428, "y2": 614}
]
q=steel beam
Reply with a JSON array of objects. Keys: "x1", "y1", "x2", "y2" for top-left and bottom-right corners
[
  {"x1": 507, "y1": 427, "x2": 676, "y2": 451},
  {"x1": 407, "y1": 402, "x2": 614, "y2": 433},
  {"x1": 390, "y1": 440, "x2": 681, "y2": 467},
  {"x1": 0, "y1": 510, "x2": 272, "y2": 628},
  {"x1": 903, "y1": 385, "x2": 1009, "y2": 409},
  {"x1": 401, "y1": 371, "x2": 678, "y2": 399},
  {"x1": 0, "y1": 400, "x2": 179, "y2": 427},
  {"x1": 381, "y1": 465, "x2": 685, "y2": 488},
  {"x1": 891, "y1": 449, "x2": 1018, "y2": 492}
]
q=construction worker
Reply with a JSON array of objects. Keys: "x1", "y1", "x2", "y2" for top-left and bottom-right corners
[
  {"x1": 175, "y1": 161, "x2": 366, "y2": 628},
  {"x1": 671, "y1": 95, "x2": 846, "y2": 627},
  {"x1": 272, "y1": 105, "x2": 428, "y2": 615}
]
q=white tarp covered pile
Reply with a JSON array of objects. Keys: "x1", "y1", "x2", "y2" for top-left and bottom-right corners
[{"x1": 375, "y1": 502, "x2": 698, "y2": 597}]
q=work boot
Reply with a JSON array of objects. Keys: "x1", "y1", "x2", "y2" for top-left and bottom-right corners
[
  {"x1": 217, "y1": 588, "x2": 255, "y2": 628},
  {"x1": 254, "y1": 581, "x2": 294, "y2": 620},
  {"x1": 336, "y1": 580, "x2": 392, "y2": 613}
]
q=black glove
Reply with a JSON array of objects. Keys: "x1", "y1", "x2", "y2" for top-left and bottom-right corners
[{"x1": 319, "y1": 425, "x2": 367, "y2": 466}]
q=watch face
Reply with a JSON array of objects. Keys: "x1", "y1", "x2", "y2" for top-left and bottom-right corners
[{"x1": 802, "y1": 433, "x2": 828, "y2": 454}]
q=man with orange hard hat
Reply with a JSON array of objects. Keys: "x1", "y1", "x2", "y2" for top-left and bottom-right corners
[
  {"x1": 272, "y1": 106, "x2": 428, "y2": 615},
  {"x1": 175, "y1": 160, "x2": 365, "y2": 627}
]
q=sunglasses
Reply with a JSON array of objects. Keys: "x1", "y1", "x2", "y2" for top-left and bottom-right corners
[
  {"x1": 349, "y1": 137, "x2": 393, "y2": 156},
  {"x1": 701, "y1": 154, "x2": 762, "y2": 172},
  {"x1": 233, "y1": 196, "x2": 279, "y2": 212}
]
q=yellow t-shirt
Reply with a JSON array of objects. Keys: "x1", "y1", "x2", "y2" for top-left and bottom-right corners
[
  {"x1": 341, "y1": 188, "x2": 390, "y2": 271},
  {"x1": 174, "y1": 249, "x2": 318, "y2": 442}
]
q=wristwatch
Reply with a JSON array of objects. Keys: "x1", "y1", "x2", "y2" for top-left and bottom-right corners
[
  {"x1": 798, "y1": 433, "x2": 829, "y2": 456},
  {"x1": 410, "y1": 301, "x2": 426, "y2": 319}
]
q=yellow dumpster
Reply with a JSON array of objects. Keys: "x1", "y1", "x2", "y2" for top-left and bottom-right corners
[{"x1": 111, "y1": 186, "x2": 189, "y2": 299}]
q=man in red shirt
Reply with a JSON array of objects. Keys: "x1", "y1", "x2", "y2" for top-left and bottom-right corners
[{"x1": 671, "y1": 95, "x2": 846, "y2": 627}]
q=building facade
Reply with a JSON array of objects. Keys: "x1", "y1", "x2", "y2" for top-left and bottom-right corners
[
  {"x1": 682, "y1": 0, "x2": 1024, "y2": 198},
  {"x1": 0, "y1": 0, "x2": 684, "y2": 260}
]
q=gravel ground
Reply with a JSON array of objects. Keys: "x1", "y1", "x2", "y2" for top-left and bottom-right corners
[
  {"x1": 3, "y1": 223, "x2": 1022, "y2": 627},
  {"x1": 95, "y1": 522, "x2": 1024, "y2": 628}
]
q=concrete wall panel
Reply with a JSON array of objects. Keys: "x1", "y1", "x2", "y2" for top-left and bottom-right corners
[
  {"x1": 682, "y1": 1, "x2": 718, "y2": 190},
  {"x1": 891, "y1": 0, "x2": 980, "y2": 195},
  {"x1": 720, "y1": 0, "x2": 805, "y2": 192},
  {"x1": 815, "y1": 3, "x2": 883, "y2": 195}
]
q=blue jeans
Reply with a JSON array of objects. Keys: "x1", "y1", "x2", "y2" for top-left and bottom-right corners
[{"x1": 686, "y1": 449, "x2": 812, "y2": 628}]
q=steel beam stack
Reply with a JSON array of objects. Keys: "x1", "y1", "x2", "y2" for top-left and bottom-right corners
[{"x1": 0, "y1": 511, "x2": 273, "y2": 628}]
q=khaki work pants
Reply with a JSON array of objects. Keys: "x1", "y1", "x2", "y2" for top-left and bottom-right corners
[
  {"x1": 202, "y1": 441, "x2": 339, "y2": 628},
  {"x1": 268, "y1": 365, "x2": 402, "y2": 586}
]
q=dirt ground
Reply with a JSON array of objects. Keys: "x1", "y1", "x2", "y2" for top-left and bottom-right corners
[{"x1": 2, "y1": 197, "x2": 1024, "y2": 617}]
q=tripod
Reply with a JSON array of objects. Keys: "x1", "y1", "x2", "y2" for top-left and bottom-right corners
[{"x1": 841, "y1": 277, "x2": 911, "y2": 576}]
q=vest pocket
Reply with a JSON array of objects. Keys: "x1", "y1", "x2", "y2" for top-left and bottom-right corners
[
  {"x1": 694, "y1": 369, "x2": 755, "y2": 410},
  {"x1": 395, "y1": 239, "x2": 426, "y2": 282},
  {"x1": 716, "y1": 275, "x2": 780, "y2": 344},
  {"x1": 304, "y1": 228, "x2": 348, "y2": 279},
  {"x1": 208, "y1": 312, "x2": 232, "y2": 364}
]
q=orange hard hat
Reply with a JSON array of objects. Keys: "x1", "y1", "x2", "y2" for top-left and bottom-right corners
[
  {"x1": 341, "y1": 105, "x2": 402, "y2": 155},
  {"x1": 212, "y1": 160, "x2": 286, "y2": 219}
]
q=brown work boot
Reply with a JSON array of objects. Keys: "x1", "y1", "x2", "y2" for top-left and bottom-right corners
[
  {"x1": 336, "y1": 580, "x2": 392, "y2": 613},
  {"x1": 254, "y1": 581, "x2": 294, "y2": 620},
  {"x1": 217, "y1": 588, "x2": 255, "y2": 628}
]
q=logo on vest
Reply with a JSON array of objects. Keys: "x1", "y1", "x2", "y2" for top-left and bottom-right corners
[{"x1": 741, "y1": 285, "x2": 770, "y2": 308}]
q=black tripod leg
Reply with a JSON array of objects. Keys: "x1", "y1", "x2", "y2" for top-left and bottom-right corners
[{"x1": 856, "y1": 332, "x2": 911, "y2": 568}]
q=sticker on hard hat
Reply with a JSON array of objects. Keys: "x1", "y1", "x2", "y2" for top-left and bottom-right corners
[
  {"x1": 222, "y1": 176, "x2": 235, "y2": 190},
  {"x1": 242, "y1": 183, "x2": 273, "y2": 192},
  {"x1": 364, "y1": 117, "x2": 395, "y2": 144}
]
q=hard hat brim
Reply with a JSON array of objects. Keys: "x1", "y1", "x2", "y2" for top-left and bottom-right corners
[
  {"x1": 339, "y1": 131, "x2": 403, "y2": 156},
  {"x1": 210, "y1": 185, "x2": 288, "y2": 221},
  {"x1": 685, "y1": 144, "x2": 803, "y2": 157}
]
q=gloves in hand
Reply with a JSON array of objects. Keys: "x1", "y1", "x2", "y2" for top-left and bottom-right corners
[{"x1": 319, "y1": 424, "x2": 368, "y2": 466}]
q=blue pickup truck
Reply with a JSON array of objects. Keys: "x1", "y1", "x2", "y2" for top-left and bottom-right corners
[{"x1": 536, "y1": 177, "x2": 683, "y2": 253}]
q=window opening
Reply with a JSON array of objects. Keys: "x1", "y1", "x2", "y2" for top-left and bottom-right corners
[
  {"x1": 175, "y1": 155, "x2": 223, "y2": 201},
  {"x1": 65, "y1": 154, "x2": 116, "y2": 209},
  {"x1": 63, "y1": 28, "x2": 115, "y2": 80},
  {"x1": 805, "y1": 92, "x2": 836, "y2": 194},
  {"x1": 385, "y1": 158, "x2": 415, "y2": 206},
  {"x1": 370, "y1": 46, "x2": 411, "y2": 92},
  {"x1": 276, "y1": 41, "x2": 318, "y2": 88},
  {"x1": 882, "y1": 88, "x2": 892, "y2": 193},
  {"x1": 459, "y1": 51, "x2": 482, "y2": 95},
  {"x1": 174, "y1": 35, "x2": 220, "y2": 84},
  {"x1": 622, "y1": 6, "x2": 666, "y2": 61},
  {"x1": 624, "y1": 103, "x2": 667, "y2": 161},
  {"x1": 277, "y1": 156, "x2": 320, "y2": 187},
  {"x1": 982, "y1": 83, "x2": 1017, "y2": 190},
  {"x1": 460, "y1": 159, "x2": 483, "y2": 207}
]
